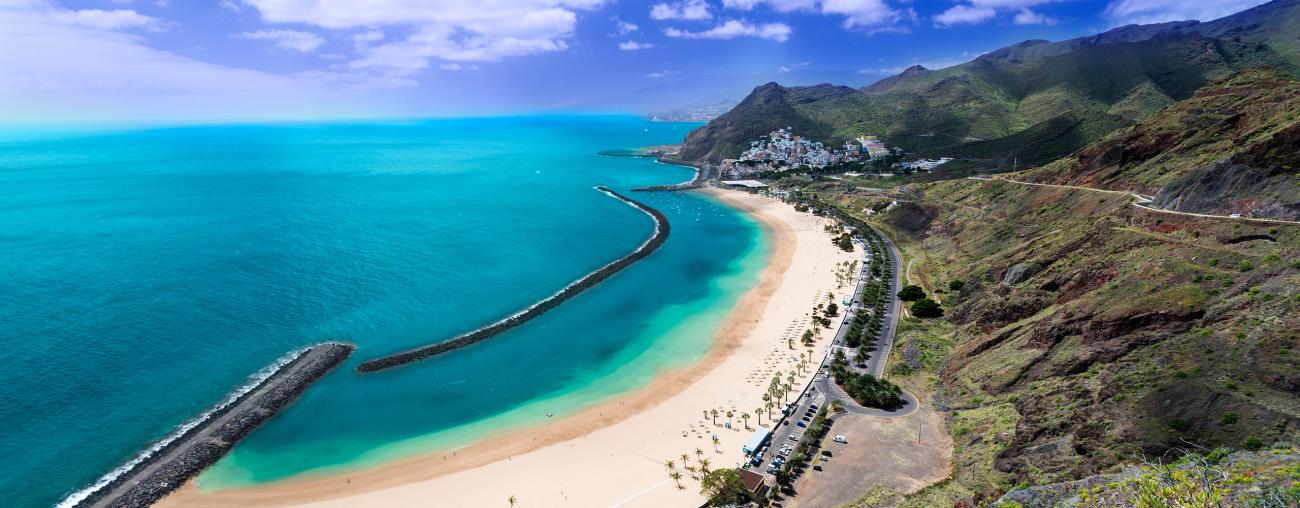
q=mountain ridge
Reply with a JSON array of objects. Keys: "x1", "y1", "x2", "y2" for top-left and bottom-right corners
[{"x1": 679, "y1": 0, "x2": 1300, "y2": 169}]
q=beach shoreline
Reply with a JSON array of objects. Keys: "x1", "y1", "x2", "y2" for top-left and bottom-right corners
[{"x1": 162, "y1": 187, "x2": 853, "y2": 508}]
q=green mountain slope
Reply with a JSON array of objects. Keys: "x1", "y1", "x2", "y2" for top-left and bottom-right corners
[
  {"x1": 679, "y1": 0, "x2": 1300, "y2": 169},
  {"x1": 1022, "y1": 68, "x2": 1300, "y2": 220},
  {"x1": 797, "y1": 73, "x2": 1300, "y2": 506}
]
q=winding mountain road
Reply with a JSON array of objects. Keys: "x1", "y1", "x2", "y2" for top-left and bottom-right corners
[{"x1": 968, "y1": 176, "x2": 1300, "y2": 226}]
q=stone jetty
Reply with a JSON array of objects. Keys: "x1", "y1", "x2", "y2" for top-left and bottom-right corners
[
  {"x1": 70, "y1": 342, "x2": 354, "y2": 508},
  {"x1": 355, "y1": 186, "x2": 670, "y2": 373}
]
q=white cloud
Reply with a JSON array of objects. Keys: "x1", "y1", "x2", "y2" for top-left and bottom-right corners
[
  {"x1": 720, "y1": 0, "x2": 912, "y2": 33},
  {"x1": 54, "y1": 8, "x2": 163, "y2": 31},
  {"x1": 218, "y1": 0, "x2": 242, "y2": 12},
  {"x1": 1103, "y1": 0, "x2": 1269, "y2": 26},
  {"x1": 618, "y1": 40, "x2": 654, "y2": 50},
  {"x1": 0, "y1": 0, "x2": 397, "y2": 122},
  {"x1": 612, "y1": 16, "x2": 638, "y2": 34},
  {"x1": 241, "y1": 0, "x2": 607, "y2": 75},
  {"x1": 650, "y1": 0, "x2": 712, "y2": 20},
  {"x1": 664, "y1": 19, "x2": 792, "y2": 41},
  {"x1": 645, "y1": 69, "x2": 678, "y2": 78},
  {"x1": 934, "y1": 5, "x2": 996, "y2": 26},
  {"x1": 238, "y1": 29, "x2": 325, "y2": 52},
  {"x1": 1012, "y1": 8, "x2": 1056, "y2": 25},
  {"x1": 353, "y1": 30, "x2": 384, "y2": 44},
  {"x1": 439, "y1": 62, "x2": 478, "y2": 70}
]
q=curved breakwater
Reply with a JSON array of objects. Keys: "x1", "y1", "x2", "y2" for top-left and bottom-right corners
[
  {"x1": 355, "y1": 187, "x2": 670, "y2": 373},
  {"x1": 62, "y1": 342, "x2": 355, "y2": 508}
]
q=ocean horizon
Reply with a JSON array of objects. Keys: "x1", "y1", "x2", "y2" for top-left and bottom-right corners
[{"x1": 0, "y1": 116, "x2": 768, "y2": 507}]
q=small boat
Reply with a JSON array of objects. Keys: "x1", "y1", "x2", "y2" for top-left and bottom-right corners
[{"x1": 546, "y1": 411, "x2": 554, "y2": 418}]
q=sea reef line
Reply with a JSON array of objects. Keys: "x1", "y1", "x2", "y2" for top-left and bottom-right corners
[
  {"x1": 356, "y1": 186, "x2": 670, "y2": 373},
  {"x1": 64, "y1": 342, "x2": 355, "y2": 508}
]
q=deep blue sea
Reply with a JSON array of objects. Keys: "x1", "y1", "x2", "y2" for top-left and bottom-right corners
[{"x1": 0, "y1": 116, "x2": 767, "y2": 508}]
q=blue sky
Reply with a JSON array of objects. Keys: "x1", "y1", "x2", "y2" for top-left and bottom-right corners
[{"x1": 0, "y1": 0, "x2": 1272, "y2": 122}]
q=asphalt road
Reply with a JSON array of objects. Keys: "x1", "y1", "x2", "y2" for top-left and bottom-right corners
[{"x1": 745, "y1": 230, "x2": 913, "y2": 475}]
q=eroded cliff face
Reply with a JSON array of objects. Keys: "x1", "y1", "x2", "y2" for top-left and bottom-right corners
[{"x1": 881, "y1": 177, "x2": 1299, "y2": 490}]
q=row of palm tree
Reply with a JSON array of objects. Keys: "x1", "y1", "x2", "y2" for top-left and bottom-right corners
[{"x1": 665, "y1": 448, "x2": 713, "y2": 489}]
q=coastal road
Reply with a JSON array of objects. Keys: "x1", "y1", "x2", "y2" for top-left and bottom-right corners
[
  {"x1": 749, "y1": 238, "x2": 874, "y2": 474},
  {"x1": 968, "y1": 176, "x2": 1300, "y2": 226},
  {"x1": 865, "y1": 225, "x2": 902, "y2": 379},
  {"x1": 749, "y1": 227, "x2": 912, "y2": 475}
]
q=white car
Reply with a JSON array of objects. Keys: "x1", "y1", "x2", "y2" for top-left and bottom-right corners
[{"x1": 833, "y1": 435, "x2": 847, "y2": 443}]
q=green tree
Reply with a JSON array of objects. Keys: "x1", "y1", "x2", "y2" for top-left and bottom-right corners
[
  {"x1": 911, "y1": 297, "x2": 944, "y2": 318},
  {"x1": 825, "y1": 302, "x2": 839, "y2": 317},
  {"x1": 700, "y1": 468, "x2": 748, "y2": 506},
  {"x1": 897, "y1": 284, "x2": 926, "y2": 301},
  {"x1": 948, "y1": 280, "x2": 964, "y2": 291}
]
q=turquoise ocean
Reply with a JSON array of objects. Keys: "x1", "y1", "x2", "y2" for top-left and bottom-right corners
[{"x1": 0, "y1": 116, "x2": 768, "y2": 508}]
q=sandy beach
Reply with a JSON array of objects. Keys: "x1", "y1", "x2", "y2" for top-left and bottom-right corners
[{"x1": 162, "y1": 187, "x2": 857, "y2": 508}]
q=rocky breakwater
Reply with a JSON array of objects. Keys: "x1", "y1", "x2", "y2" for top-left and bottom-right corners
[
  {"x1": 67, "y1": 342, "x2": 355, "y2": 508},
  {"x1": 356, "y1": 186, "x2": 670, "y2": 373}
]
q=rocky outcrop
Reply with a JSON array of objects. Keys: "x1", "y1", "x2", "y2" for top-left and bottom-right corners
[{"x1": 1154, "y1": 159, "x2": 1300, "y2": 220}]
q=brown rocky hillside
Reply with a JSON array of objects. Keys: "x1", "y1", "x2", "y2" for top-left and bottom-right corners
[{"x1": 1022, "y1": 68, "x2": 1300, "y2": 220}]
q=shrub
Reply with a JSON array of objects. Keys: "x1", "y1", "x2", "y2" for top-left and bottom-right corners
[
  {"x1": 897, "y1": 284, "x2": 926, "y2": 301},
  {"x1": 1168, "y1": 418, "x2": 1191, "y2": 432},
  {"x1": 948, "y1": 280, "x2": 965, "y2": 291},
  {"x1": 1240, "y1": 260, "x2": 1255, "y2": 272},
  {"x1": 1221, "y1": 412, "x2": 1238, "y2": 425},
  {"x1": 911, "y1": 298, "x2": 944, "y2": 318},
  {"x1": 1243, "y1": 435, "x2": 1264, "y2": 451}
]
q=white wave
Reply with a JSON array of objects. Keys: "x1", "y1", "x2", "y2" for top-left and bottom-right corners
[{"x1": 55, "y1": 346, "x2": 313, "y2": 508}]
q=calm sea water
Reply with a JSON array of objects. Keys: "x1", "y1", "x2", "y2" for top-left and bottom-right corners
[{"x1": 0, "y1": 116, "x2": 767, "y2": 507}]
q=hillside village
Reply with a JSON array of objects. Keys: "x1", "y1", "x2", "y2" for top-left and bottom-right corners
[{"x1": 718, "y1": 128, "x2": 952, "y2": 178}]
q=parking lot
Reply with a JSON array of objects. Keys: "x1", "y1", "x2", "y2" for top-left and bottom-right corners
[{"x1": 786, "y1": 407, "x2": 952, "y2": 508}]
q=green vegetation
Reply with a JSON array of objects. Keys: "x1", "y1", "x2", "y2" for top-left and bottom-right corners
[
  {"x1": 897, "y1": 284, "x2": 926, "y2": 301},
  {"x1": 910, "y1": 298, "x2": 944, "y2": 318},
  {"x1": 699, "y1": 468, "x2": 748, "y2": 506},
  {"x1": 996, "y1": 447, "x2": 1300, "y2": 507},
  {"x1": 681, "y1": 1, "x2": 1300, "y2": 171}
]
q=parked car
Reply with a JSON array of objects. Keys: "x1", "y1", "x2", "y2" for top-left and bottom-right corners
[
  {"x1": 797, "y1": 421, "x2": 807, "y2": 428},
  {"x1": 821, "y1": 450, "x2": 833, "y2": 457},
  {"x1": 833, "y1": 435, "x2": 847, "y2": 443},
  {"x1": 812, "y1": 465, "x2": 823, "y2": 471},
  {"x1": 788, "y1": 435, "x2": 798, "y2": 442},
  {"x1": 810, "y1": 404, "x2": 819, "y2": 410}
]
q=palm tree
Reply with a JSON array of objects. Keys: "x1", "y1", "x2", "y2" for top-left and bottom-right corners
[
  {"x1": 765, "y1": 401, "x2": 775, "y2": 419},
  {"x1": 680, "y1": 452, "x2": 690, "y2": 465},
  {"x1": 725, "y1": 410, "x2": 734, "y2": 425},
  {"x1": 783, "y1": 383, "x2": 793, "y2": 402},
  {"x1": 755, "y1": 407, "x2": 764, "y2": 426},
  {"x1": 508, "y1": 495, "x2": 517, "y2": 507},
  {"x1": 695, "y1": 448, "x2": 704, "y2": 461},
  {"x1": 670, "y1": 471, "x2": 684, "y2": 489},
  {"x1": 684, "y1": 464, "x2": 698, "y2": 479},
  {"x1": 699, "y1": 458, "x2": 711, "y2": 475},
  {"x1": 664, "y1": 459, "x2": 675, "y2": 472},
  {"x1": 710, "y1": 408, "x2": 719, "y2": 425},
  {"x1": 702, "y1": 410, "x2": 708, "y2": 420},
  {"x1": 741, "y1": 412, "x2": 751, "y2": 430},
  {"x1": 711, "y1": 435, "x2": 720, "y2": 453}
]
